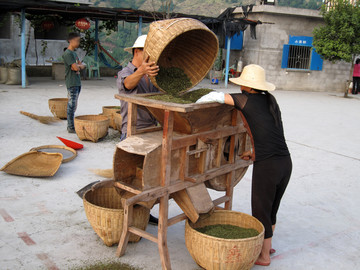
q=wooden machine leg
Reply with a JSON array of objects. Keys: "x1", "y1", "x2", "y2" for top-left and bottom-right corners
[
  {"x1": 116, "y1": 204, "x2": 133, "y2": 257},
  {"x1": 158, "y1": 194, "x2": 171, "y2": 270},
  {"x1": 225, "y1": 109, "x2": 238, "y2": 210}
]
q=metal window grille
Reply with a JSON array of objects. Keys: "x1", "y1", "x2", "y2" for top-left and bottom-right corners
[{"x1": 287, "y1": 45, "x2": 311, "y2": 70}]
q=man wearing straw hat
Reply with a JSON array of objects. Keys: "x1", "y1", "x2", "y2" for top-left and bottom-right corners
[
  {"x1": 197, "y1": 64, "x2": 292, "y2": 266},
  {"x1": 116, "y1": 35, "x2": 160, "y2": 141},
  {"x1": 116, "y1": 35, "x2": 160, "y2": 225}
]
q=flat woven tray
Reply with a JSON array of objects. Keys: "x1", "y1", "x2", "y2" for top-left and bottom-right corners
[{"x1": 30, "y1": 145, "x2": 77, "y2": 163}]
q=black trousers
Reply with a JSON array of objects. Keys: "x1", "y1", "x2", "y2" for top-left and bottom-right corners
[
  {"x1": 252, "y1": 155, "x2": 292, "y2": 239},
  {"x1": 353, "y1": 77, "x2": 360, "y2": 94}
]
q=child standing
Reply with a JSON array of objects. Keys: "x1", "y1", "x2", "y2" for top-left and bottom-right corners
[{"x1": 62, "y1": 32, "x2": 85, "y2": 133}]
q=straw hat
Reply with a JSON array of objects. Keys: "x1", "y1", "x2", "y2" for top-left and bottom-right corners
[
  {"x1": 229, "y1": 64, "x2": 275, "y2": 91},
  {"x1": 124, "y1": 35, "x2": 147, "y2": 53}
]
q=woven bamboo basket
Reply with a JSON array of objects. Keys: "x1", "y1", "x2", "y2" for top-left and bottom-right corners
[
  {"x1": 29, "y1": 145, "x2": 77, "y2": 163},
  {"x1": 83, "y1": 182, "x2": 150, "y2": 246},
  {"x1": 185, "y1": 210, "x2": 265, "y2": 270},
  {"x1": 102, "y1": 106, "x2": 121, "y2": 129},
  {"x1": 48, "y1": 98, "x2": 68, "y2": 119},
  {"x1": 0, "y1": 151, "x2": 63, "y2": 177},
  {"x1": 114, "y1": 111, "x2": 122, "y2": 131},
  {"x1": 144, "y1": 18, "x2": 219, "y2": 93},
  {"x1": 74, "y1": 115, "x2": 109, "y2": 142}
]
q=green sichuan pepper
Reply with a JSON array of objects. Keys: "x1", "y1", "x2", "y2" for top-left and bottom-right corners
[
  {"x1": 156, "y1": 67, "x2": 192, "y2": 95},
  {"x1": 146, "y1": 88, "x2": 214, "y2": 104},
  {"x1": 196, "y1": 224, "x2": 259, "y2": 239}
]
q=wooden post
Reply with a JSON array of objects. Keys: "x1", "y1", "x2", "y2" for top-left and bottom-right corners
[
  {"x1": 225, "y1": 109, "x2": 238, "y2": 210},
  {"x1": 158, "y1": 110, "x2": 174, "y2": 269},
  {"x1": 127, "y1": 102, "x2": 138, "y2": 136},
  {"x1": 116, "y1": 204, "x2": 133, "y2": 257}
]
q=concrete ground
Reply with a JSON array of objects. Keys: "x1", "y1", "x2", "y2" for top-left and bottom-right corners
[{"x1": 0, "y1": 77, "x2": 359, "y2": 270}]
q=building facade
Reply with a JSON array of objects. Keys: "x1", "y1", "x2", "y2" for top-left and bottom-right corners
[{"x1": 230, "y1": 5, "x2": 352, "y2": 92}]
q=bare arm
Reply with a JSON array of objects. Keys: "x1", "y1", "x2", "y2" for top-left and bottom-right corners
[
  {"x1": 71, "y1": 63, "x2": 80, "y2": 72},
  {"x1": 124, "y1": 55, "x2": 159, "y2": 90},
  {"x1": 77, "y1": 60, "x2": 86, "y2": 70},
  {"x1": 224, "y1": 93, "x2": 235, "y2": 106}
]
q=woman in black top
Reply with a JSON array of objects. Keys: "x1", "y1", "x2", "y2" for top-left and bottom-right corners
[{"x1": 197, "y1": 64, "x2": 292, "y2": 266}]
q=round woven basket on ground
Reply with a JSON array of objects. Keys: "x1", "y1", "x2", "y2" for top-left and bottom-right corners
[
  {"x1": 102, "y1": 106, "x2": 121, "y2": 129},
  {"x1": 83, "y1": 182, "x2": 150, "y2": 246},
  {"x1": 144, "y1": 18, "x2": 219, "y2": 93},
  {"x1": 114, "y1": 111, "x2": 122, "y2": 131},
  {"x1": 48, "y1": 98, "x2": 68, "y2": 119},
  {"x1": 185, "y1": 210, "x2": 265, "y2": 270},
  {"x1": 74, "y1": 115, "x2": 109, "y2": 142}
]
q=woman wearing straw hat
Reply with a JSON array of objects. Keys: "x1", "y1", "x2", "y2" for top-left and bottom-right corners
[{"x1": 197, "y1": 64, "x2": 292, "y2": 266}]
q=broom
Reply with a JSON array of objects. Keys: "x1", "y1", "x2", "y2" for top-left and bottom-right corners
[
  {"x1": 89, "y1": 168, "x2": 114, "y2": 179},
  {"x1": 20, "y1": 111, "x2": 61, "y2": 124}
]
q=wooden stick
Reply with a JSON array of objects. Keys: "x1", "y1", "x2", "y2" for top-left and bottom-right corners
[
  {"x1": 128, "y1": 226, "x2": 158, "y2": 243},
  {"x1": 116, "y1": 204, "x2": 133, "y2": 257}
]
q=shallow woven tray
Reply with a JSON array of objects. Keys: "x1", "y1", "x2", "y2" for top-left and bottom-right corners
[
  {"x1": 0, "y1": 151, "x2": 63, "y2": 177},
  {"x1": 30, "y1": 145, "x2": 77, "y2": 163}
]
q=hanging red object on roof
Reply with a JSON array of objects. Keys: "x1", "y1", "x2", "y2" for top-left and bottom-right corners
[
  {"x1": 75, "y1": 18, "x2": 90, "y2": 30},
  {"x1": 41, "y1": 20, "x2": 54, "y2": 31}
]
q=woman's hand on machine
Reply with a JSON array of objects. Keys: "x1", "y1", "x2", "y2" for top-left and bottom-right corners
[
  {"x1": 195, "y1": 91, "x2": 225, "y2": 104},
  {"x1": 240, "y1": 150, "x2": 252, "y2": 160}
]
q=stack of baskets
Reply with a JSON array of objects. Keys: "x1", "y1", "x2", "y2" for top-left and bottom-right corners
[
  {"x1": 102, "y1": 106, "x2": 121, "y2": 130},
  {"x1": 83, "y1": 181, "x2": 150, "y2": 246}
]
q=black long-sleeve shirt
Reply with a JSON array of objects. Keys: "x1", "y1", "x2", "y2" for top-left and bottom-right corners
[{"x1": 231, "y1": 92, "x2": 290, "y2": 161}]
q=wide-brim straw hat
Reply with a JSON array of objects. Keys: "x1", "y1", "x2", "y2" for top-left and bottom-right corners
[
  {"x1": 124, "y1": 35, "x2": 147, "y2": 53},
  {"x1": 229, "y1": 64, "x2": 276, "y2": 91}
]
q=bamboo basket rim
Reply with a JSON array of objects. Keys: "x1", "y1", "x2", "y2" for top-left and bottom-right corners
[
  {"x1": 186, "y1": 210, "x2": 265, "y2": 243},
  {"x1": 75, "y1": 114, "x2": 110, "y2": 123},
  {"x1": 83, "y1": 185, "x2": 124, "y2": 213},
  {"x1": 29, "y1": 145, "x2": 77, "y2": 163},
  {"x1": 49, "y1": 98, "x2": 68, "y2": 101}
]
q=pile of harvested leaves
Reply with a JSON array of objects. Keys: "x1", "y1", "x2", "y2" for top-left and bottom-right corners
[
  {"x1": 196, "y1": 224, "x2": 259, "y2": 239},
  {"x1": 147, "y1": 88, "x2": 214, "y2": 104},
  {"x1": 156, "y1": 67, "x2": 192, "y2": 95}
]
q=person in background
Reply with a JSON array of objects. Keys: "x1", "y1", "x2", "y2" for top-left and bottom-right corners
[
  {"x1": 196, "y1": 64, "x2": 292, "y2": 267},
  {"x1": 352, "y1": 58, "x2": 360, "y2": 95},
  {"x1": 62, "y1": 32, "x2": 85, "y2": 133},
  {"x1": 116, "y1": 35, "x2": 160, "y2": 224}
]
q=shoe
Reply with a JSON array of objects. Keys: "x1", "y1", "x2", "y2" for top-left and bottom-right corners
[
  {"x1": 67, "y1": 128, "x2": 76, "y2": 133},
  {"x1": 148, "y1": 214, "x2": 159, "y2": 225},
  {"x1": 270, "y1": 248, "x2": 276, "y2": 255}
]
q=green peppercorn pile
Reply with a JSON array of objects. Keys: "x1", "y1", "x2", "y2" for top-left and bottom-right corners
[{"x1": 195, "y1": 224, "x2": 259, "y2": 239}]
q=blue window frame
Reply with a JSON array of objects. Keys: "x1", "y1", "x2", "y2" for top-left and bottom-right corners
[
  {"x1": 281, "y1": 35, "x2": 323, "y2": 71},
  {"x1": 224, "y1": 32, "x2": 244, "y2": 51}
]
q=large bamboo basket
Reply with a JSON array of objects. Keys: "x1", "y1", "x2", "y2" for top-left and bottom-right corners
[
  {"x1": 114, "y1": 111, "x2": 122, "y2": 131},
  {"x1": 102, "y1": 106, "x2": 121, "y2": 129},
  {"x1": 144, "y1": 18, "x2": 219, "y2": 93},
  {"x1": 185, "y1": 210, "x2": 265, "y2": 270},
  {"x1": 83, "y1": 182, "x2": 150, "y2": 246},
  {"x1": 48, "y1": 98, "x2": 68, "y2": 119},
  {"x1": 74, "y1": 115, "x2": 109, "y2": 142},
  {"x1": 0, "y1": 151, "x2": 63, "y2": 177}
]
